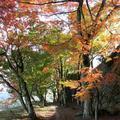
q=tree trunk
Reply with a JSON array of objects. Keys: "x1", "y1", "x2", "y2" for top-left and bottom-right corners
[
  {"x1": 82, "y1": 54, "x2": 91, "y2": 119},
  {"x1": 62, "y1": 87, "x2": 66, "y2": 106},
  {"x1": 76, "y1": 0, "x2": 91, "y2": 118},
  {"x1": 53, "y1": 90, "x2": 56, "y2": 103},
  {"x1": 18, "y1": 75, "x2": 37, "y2": 120},
  {"x1": 23, "y1": 81, "x2": 37, "y2": 120},
  {"x1": 83, "y1": 100, "x2": 91, "y2": 119},
  {"x1": 19, "y1": 94, "x2": 28, "y2": 112},
  {"x1": 95, "y1": 89, "x2": 99, "y2": 120},
  {"x1": 95, "y1": 99, "x2": 98, "y2": 120}
]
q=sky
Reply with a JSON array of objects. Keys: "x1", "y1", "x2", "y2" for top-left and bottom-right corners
[{"x1": 0, "y1": 84, "x2": 11, "y2": 101}]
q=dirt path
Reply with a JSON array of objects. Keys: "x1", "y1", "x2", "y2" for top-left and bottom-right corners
[
  {"x1": 35, "y1": 106, "x2": 120, "y2": 120},
  {"x1": 36, "y1": 105, "x2": 79, "y2": 120},
  {"x1": 0, "y1": 105, "x2": 119, "y2": 120}
]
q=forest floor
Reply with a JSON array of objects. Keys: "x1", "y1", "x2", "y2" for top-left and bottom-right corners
[{"x1": 0, "y1": 105, "x2": 120, "y2": 120}]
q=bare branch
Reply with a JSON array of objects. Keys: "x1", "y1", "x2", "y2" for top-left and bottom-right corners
[
  {"x1": 41, "y1": 10, "x2": 77, "y2": 17},
  {"x1": 19, "y1": 0, "x2": 67, "y2": 6},
  {"x1": 86, "y1": 0, "x2": 93, "y2": 21},
  {"x1": 0, "y1": 74, "x2": 20, "y2": 94},
  {"x1": 19, "y1": 0, "x2": 81, "y2": 6},
  {"x1": 96, "y1": 0, "x2": 106, "y2": 20}
]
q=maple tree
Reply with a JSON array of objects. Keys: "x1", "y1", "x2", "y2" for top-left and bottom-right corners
[
  {"x1": 0, "y1": 1, "x2": 42, "y2": 119},
  {"x1": 0, "y1": 0, "x2": 120, "y2": 120},
  {"x1": 26, "y1": 0, "x2": 119, "y2": 119}
]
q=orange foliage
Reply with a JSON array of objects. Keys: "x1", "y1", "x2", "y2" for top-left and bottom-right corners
[
  {"x1": 80, "y1": 72, "x2": 102, "y2": 83},
  {"x1": 62, "y1": 68, "x2": 103, "y2": 100},
  {"x1": 42, "y1": 67, "x2": 49, "y2": 73},
  {"x1": 75, "y1": 88, "x2": 90, "y2": 101},
  {"x1": 1, "y1": 0, "x2": 120, "y2": 102},
  {"x1": 63, "y1": 80, "x2": 79, "y2": 89}
]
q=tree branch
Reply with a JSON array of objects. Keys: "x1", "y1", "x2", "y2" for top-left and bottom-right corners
[
  {"x1": 95, "y1": 0, "x2": 106, "y2": 20},
  {"x1": 0, "y1": 74, "x2": 20, "y2": 94},
  {"x1": 19, "y1": 0, "x2": 67, "y2": 6},
  {"x1": 86, "y1": 0, "x2": 93, "y2": 21},
  {"x1": 19, "y1": 0, "x2": 81, "y2": 6},
  {"x1": 41, "y1": 10, "x2": 77, "y2": 17}
]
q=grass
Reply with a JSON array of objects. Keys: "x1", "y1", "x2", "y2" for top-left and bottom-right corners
[{"x1": 0, "y1": 107, "x2": 27, "y2": 120}]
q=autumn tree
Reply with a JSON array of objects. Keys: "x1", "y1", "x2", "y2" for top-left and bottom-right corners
[
  {"x1": 0, "y1": 0, "x2": 120, "y2": 120},
  {"x1": 22, "y1": 49, "x2": 53, "y2": 106},
  {"x1": 18, "y1": 0, "x2": 119, "y2": 119},
  {"x1": 0, "y1": 1, "x2": 44, "y2": 119},
  {"x1": 20, "y1": 0, "x2": 119, "y2": 119}
]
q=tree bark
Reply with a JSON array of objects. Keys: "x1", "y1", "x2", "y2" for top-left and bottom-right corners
[
  {"x1": 83, "y1": 99, "x2": 91, "y2": 119},
  {"x1": 19, "y1": 94, "x2": 28, "y2": 112},
  {"x1": 22, "y1": 81, "x2": 37, "y2": 120},
  {"x1": 82, "y1": 54, "x2": 91, "y2": 119},
  {"x1": 18, "y1": 75, "x2": 37, "y2": 120},
  {"x1": 95, "y1": 99, "x2": 98, "y2": 120},
  {"x1": 76, "y1": 0, "x2": 91, "y2": 118},
  {"x1": 95, "y1": 88, "x2": 99, "y2": 120}
]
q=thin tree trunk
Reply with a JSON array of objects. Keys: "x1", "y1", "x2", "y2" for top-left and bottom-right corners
[
  {"x1": 63, "y1": 88, "x2": 66, "y2": 106},
  {"x1": 95, "y1": 88, "x2": 99, "y2": 120},
  {"x1": 76, "y1": 0, "x2": 91, "y2": 118},
  {"x1": 95, "y1": 99, "x2": 98, "y2": 120},
  {"x1": 19, "y1": 94, "x2": 28, "y2": 112},
  {"x1": 36, "y1": 88, "x2": 44, "y2": 106},
  {"x1": 18, "y1": 75, "x2": 37, "y2": 120},
  {"x1": 59, "y1": 57, "x2": 66, "y2": 106},
  {"x1": 53, "y1": 90, "x2": 56, "y2": 103},
  {"x1": 82, "y1": 54, "x2": 91, "y2": 119},
  {"x1": 23, "y1": 81, "x2": 37, "y2": 120},
  {"x1": 83, "y1": 99, "x2": 91, "y2": 119}
]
